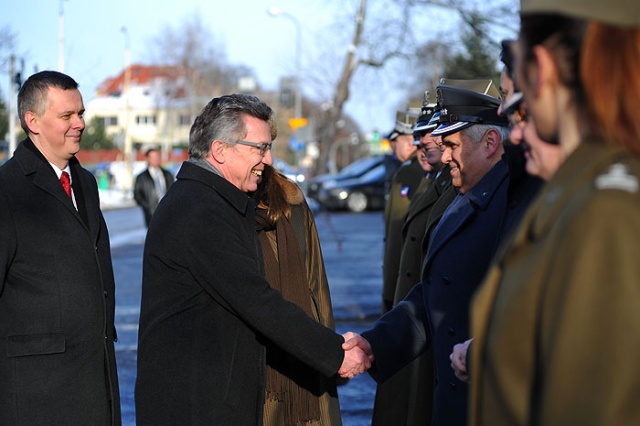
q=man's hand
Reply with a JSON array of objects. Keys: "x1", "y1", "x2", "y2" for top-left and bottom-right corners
[
  {"x1": 338, "y1": 332, "x2": 375, "y2": 378},
  {"x1": 449, "y1": 338, "x2": 472, "y2": 383}
]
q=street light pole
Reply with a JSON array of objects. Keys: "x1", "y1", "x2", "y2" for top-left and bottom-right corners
[
  {"x1": 8, "y1": 55, "x2": 16, "y2": 158},
  {"x1": 267, "y1": 6, "x2": 302, "y2": 120},
  {"x1": 121, "y1": 26, "x2": 133, "y2": 192},
  {"x1": 58, "y1": 0, "x2": 68, "y2": 72}
]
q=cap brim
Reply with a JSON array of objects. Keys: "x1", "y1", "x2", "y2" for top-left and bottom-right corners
[{"x1": 431, "y1": 121, "x2": 474, "y2": 137}]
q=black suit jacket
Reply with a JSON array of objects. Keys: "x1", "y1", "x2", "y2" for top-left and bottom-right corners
[
  {"x1": 134, "y1": 167, "x2": 174, "y2": 226},
  {"x1": 0, "y1": 138, "x2": 121, "y2": 425}
]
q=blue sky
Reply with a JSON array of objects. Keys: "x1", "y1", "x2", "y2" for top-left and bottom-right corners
[{"x1": 1, "y1": 0, "x2": 406, "y2": 132}]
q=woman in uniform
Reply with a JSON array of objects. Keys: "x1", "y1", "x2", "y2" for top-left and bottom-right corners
[{"x1": 468, "y1": 1, "x2": 640, "y2": 425}]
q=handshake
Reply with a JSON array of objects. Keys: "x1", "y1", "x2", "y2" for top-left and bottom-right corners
[{"x1": 338, "y1": 332, "x2": 375, "y2": 379}]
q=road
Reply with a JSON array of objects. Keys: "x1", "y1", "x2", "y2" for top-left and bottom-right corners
[{"x1": 105, "y1": 207, "x2": 384, "y2": 426}]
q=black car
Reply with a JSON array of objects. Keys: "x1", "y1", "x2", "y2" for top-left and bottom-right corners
[
  {"x1": 307, "y1": 155, "x2": 386, "y2": 201},
  {"x1": 313, "y1": 161, "x2": 390, "y2": 213}
]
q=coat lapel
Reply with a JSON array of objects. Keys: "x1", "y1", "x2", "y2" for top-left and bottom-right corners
[{"x1": 16, "y1": 139, "x2": 91, "y2": 234}]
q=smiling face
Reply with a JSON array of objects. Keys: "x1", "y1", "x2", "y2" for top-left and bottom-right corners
[
  {"x1": 440, "y1": 130, "x2": 490, "y2": 194},
  {"x1": 26, "y1": 87, "x2": 85, "y2": 169},
  {"x1": 417, "y1": 131, "x2": 442, "y2": 171},
  {"x1": 522, "y1": 118, "x2": 566, "y2": 180},
  {"x1": 219, "y1": 114, "x2": 273, "y2": 193}
]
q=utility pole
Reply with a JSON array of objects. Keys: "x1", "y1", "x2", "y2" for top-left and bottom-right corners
[
  {"x1": 8, "y1": 55, "x2": 16, "y2": 158},
  {"x1": 58, "y1": 0, "x2": 67, "y2": 72},
  {"x1": 121, "y1": 26, "x2": 133, "y2": 192}
]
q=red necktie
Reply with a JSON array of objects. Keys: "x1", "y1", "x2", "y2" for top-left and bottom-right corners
[{"x1": 60, "y1": 171, "x2": 72, "y2": 198}]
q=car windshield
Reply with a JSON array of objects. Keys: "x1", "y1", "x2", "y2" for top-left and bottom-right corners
[
  {"x1": 338, "y1": 156, "x2": 382, "y2": 178},
  {"x1": 359, "y1": 164, "x2": 386, "y2": 182}
]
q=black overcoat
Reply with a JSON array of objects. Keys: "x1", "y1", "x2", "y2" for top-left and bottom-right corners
[
  {"x1": 0, "y1": 139, "x2": 121, "y2": 425},
  {"x1": 135, "y1": 161, "x2": 344, "y2": 426}
]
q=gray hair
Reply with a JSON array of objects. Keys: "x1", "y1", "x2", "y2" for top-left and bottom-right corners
[
  {"x1": 188, "y1": 94, "x2": 276, "y2": 159},
  {"x1": 18, "y1": 71, "x2": 80, "y2": 133},
  {"x1": 461, "y1": 124, "x2": 510, "y2": 144}
]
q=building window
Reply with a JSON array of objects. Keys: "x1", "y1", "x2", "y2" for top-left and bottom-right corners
[
  {"x1": 103, "y1": 116, "x2": 118, "y2": 126},
  {"x1": 179, "y1": 115, "x2": 191, "y2": 126},
  {"x1": 136, "y1": 115, "x2": 157, "y2": 125}
]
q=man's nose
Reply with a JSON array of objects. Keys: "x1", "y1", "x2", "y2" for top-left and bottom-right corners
[{"x1": 262, "y1": 149, "x2": 273, "y2": 166}]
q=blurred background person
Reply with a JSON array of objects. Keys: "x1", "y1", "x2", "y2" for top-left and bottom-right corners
[
  {"x1": 372, "y1": 104, "x2": 452, "y2": 426},
  {"x1": 382, "y1": 109, "x2": 425, "y2": 314},
  {"x1": 468, "y1": 1, "x2": 640, "y2": 425},
  {"x1": 253, "y1": 164, "x2": 342, "y2": 426},
  {"x1": 134, "y1": 147, "x2": 174, "y2": 227}
]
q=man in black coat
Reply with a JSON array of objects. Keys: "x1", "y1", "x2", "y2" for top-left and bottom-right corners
[
  {"x1": 0, "y1": 71, "x2": 121, "y2": 425},
  {"x1": 135, "y1": 94, "x2": 368, "y2": 425},
  {"x1": 343, "y1": 85, "x2": 514, "y2": 426},
  {"x1": 133, "y1": 147, "x2": 174, "y2": 227}
]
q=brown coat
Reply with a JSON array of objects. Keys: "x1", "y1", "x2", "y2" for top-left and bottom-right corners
[
  {"x1": 261, "y1": 178, "x2": 342, "y2": 426},
  {"x1": 470, "y1": 140, "x2": 640, "y2": 426}
]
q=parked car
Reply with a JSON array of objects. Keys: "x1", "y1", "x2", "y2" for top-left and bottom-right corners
[
  {"x1": 313, "y1": 160, "x2": 390, "y2": 213},
  {"x1": 307, "y1": 155, "x2": 386, "y2": 201}
]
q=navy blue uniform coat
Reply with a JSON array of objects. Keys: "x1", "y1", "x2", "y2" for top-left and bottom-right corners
[
  {"x1": 363, "y1": 159, "x2": 510, "y2": 426},
  {"x1": 0, "y1": 139, "x2": 121, "y2": 425},
  {"x1": 135, "y1": 161, "x2": 345, "y2": 426}
]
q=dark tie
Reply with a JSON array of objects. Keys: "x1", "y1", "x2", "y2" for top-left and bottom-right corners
[{"x1": 60, "y1": 171, "x2": 72, "y2": 198}]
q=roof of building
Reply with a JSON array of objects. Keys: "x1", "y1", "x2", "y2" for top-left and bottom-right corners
[{"x1": 96, "y1": 64, "x2": 186, "y2": 97}]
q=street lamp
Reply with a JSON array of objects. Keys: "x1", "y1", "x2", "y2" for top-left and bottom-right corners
[
  {"x1": 121, "y1": 26, "x2": 133, "y2": 191},
  {"x1": 267, "y1": 6, "x2": 302, "y2": 120},
  {"x1": 58, "y1": 0, "x2": 68, "y2": 72}
]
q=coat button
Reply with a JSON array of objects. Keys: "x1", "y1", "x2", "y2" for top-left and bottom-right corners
[
  {"x1": 410, "y1": 235, "x2": 416, "y2": 241},
  {"x1": 447, "y1": 326, "x2": 455, "y2": 336},
  {"x1": 442, "y1": 276, "x2": 451, "y2": 285},
  {"x1": 405, "y1": 271, "x2": 412, "y2": 278},
  {"x1": 449, "y1": 381, "x2": 458, "y2": 390},
  {"x1": 103, "y1": 290, "x2": 108, "y2": 297}
]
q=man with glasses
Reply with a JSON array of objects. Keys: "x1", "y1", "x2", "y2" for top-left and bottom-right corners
[{"x1": 136, "y1": 94, "x2": 369, "y2": 425}]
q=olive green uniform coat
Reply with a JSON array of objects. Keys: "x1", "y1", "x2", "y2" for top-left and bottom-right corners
[
  {"x1": 469, "y1": 140, "x2": 640, "y2": 426},
  {"x1": 382, "y1": 157, "x2": 428, "y2": 313}
]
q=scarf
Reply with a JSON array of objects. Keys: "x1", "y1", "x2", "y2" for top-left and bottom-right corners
[{"x1": 255, "y1": 207, "x2": 322, "y2": 425}]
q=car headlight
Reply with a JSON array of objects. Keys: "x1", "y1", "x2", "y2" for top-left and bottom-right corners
[{"x1": 329, "y1": 188, "x2": 349, "y2": 200}]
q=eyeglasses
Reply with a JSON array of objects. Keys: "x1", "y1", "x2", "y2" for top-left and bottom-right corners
[
  {"x1": 226, "y1": 139, "x2": 273, "y2": 156},
  {"x1": 508, "y1": 104, "x2": 528, "y2": 129}
]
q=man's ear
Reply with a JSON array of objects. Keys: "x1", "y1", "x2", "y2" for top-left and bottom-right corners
[
  {"x1": 210, "y1": 140, "x2": 227, "y2": 164},
  {"x1": 483, "y1": 129, "x2": 502, "y2": 157},
  {"x1": 24, "y1": 111, "x2": 40, "y2": 135}
]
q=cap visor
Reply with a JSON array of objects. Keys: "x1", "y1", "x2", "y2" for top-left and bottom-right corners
[{"x1": 431, "y1": 121, "x2": 473, "y2": 137}]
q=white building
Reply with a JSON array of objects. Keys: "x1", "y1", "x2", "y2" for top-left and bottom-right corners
[{"x1": 85, "y1": 64, "x2": 210, "y2": 152}]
